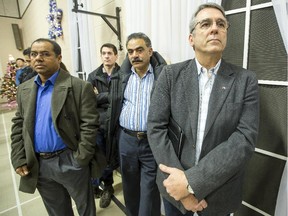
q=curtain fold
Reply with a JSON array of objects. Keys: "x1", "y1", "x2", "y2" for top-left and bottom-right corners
[
  {"x1": 66, "y1": 0, "x2": 78, "y2": 77},
  {"x1": 272, "y1": 0, "x2": 288, "y2": 53},
  {"x1": 125, "y1": 0, "x2": 223, "y2": 64},
  {"x1": 67, "y1": 0, "x2": 97, "y2": 79},
  {"x1": 274, "y1": 163, "x2": 287, "y2": 216},
  {"x1": 271, "y1": 2, "x2": 288, "y2": 215}
]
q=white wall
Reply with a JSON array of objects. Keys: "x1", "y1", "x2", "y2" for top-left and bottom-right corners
[
  {"x1": 0, "y1": 0, "x2": 73, "y2": 77},
  {"x1": 90, "y1": 0, "x2": 126, "y2": 67},
  {"x1": 21, "y1": 0, "x2": 72, "y2": 73},
  {"x1": 0, "y1": 17, "x2": 23, "y2": 77}
]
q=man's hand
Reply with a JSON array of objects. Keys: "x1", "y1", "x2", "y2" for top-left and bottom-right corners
[
  {"x1": 93, "y1": 87, "x2": 99, "y2": 95},
  {"x1": 181, "y1": 194, "x2": 208, "y2": 212},
  {"x1": 15, "y1": 165, "x2": 30, "y2": 176},
  {"x1": 159, "y1": 164, "x2": 189, "y2": 200}
]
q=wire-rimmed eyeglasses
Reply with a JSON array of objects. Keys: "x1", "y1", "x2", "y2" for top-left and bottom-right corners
[{"x1": 191, "y1": 18, "x2": 230, "y2": 33}]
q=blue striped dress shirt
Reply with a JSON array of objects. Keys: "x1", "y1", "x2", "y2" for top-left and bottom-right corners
[{"x1": 119, "y1": 64, "x2": 154, "y2": 131}]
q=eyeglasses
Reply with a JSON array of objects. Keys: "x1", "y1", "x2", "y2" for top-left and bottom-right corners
[
  {"x1": 30, "y1": 51, "x2": 52, "y2": 59},
  {"x1": 191, "y1": 18, "x2": 230, "y2": 33}
]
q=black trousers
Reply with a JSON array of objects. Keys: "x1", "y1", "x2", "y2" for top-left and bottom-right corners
[
  {"x1": 37, "y1": 149, "x2": 96, "y2": 216},
  {"x1": 119, "y1": 128, "x2": 161, "y2": 216}
]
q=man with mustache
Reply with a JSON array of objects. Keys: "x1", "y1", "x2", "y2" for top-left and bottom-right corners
[
  {"x1": 107, "y1": 32, "x2": 167, "y2": 216},
  {"x1": 148, "y1": 3, "x2": 259, "y2": 216}
]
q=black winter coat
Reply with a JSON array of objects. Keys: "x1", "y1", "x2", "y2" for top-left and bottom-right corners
[{"x1": 87, "y1": 63, "x2": 120, "y2": 131}]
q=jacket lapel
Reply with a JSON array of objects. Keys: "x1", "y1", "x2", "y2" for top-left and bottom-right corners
[
  {"x1": 51, "y1": 70, "x2": 71, "y2": 123},
  {"x1": 182, "y1": 60, "x2": 199, "y2": 143},
  {"x1": 204, "y1": 61, "x2": 235, "y2": 138},
  {"x1": 23, "y1": 81, "x2": 38, "y2": 142}
]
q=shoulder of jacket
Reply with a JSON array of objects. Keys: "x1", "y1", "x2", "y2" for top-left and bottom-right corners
[
  {"x1": 165, "y1": 59, "x2": 192, "y2": 72},
  {"x1": 220, "y1": 59, "x2": 257, "y2": 80},
  {"x1": 19, "y1": 78, "x2": 35, "y2": 89}
]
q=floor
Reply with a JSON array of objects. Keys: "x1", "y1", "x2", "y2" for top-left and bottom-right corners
[{"x1": 0, "y1": 99, "x2": 126, "y2": 216}]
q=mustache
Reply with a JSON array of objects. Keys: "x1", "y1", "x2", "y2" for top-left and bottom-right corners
[{"x1": 132, "y1": 58, "x2": 143, "y2": 63}]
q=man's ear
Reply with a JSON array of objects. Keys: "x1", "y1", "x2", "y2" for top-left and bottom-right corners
[
  {"x1": 149, "y1": 47, "x2": 153, "y2": 57},
  {"x1": 188, "y1": 34, "x2": 195, "y2": 50},
  {"x1": 189, "y1": 34, "x2": 194, "y2": 46},
  {"x1": 57, "y1": 54, "x2": 62, "y2": 63}
]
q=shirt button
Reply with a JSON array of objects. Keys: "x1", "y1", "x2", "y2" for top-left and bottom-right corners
[{"x1": 193, "y1": 144, "x2": 196, "y2": 148}]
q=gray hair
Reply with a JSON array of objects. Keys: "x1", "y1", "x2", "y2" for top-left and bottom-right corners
[
  {"x1": 189, "y1": 3, "x2": 227, "y2": 33},
  {"x1": 126, "y1": 32, "x2": 152, "y2": 48}
]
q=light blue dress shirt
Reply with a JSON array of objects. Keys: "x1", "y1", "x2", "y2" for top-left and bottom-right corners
[{"x1": 119, "y1": 64, "x2": 154, "y2": 131}]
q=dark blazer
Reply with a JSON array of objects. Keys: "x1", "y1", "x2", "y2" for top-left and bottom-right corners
[
  {"x1": 147, "y1": 59, "x2": 259, "y2": 215},
  {"x1": 10, "y1": 69, "x2": 106, "y2": 193}
]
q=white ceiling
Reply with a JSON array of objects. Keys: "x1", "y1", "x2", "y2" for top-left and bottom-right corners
[{"x1": 0, "y1": 0, "x2": 31, "y2": 18}]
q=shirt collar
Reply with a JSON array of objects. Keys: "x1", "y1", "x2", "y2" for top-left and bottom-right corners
[
  {"x1": 195, "y1": 58, "x2": 221, "y2": 76},
  {"x1": 34, "y1": 70, "x2": 59, "y2": 86},
  {"x1": 131, "y1": 63, "x2": 153, "y2": 76}
]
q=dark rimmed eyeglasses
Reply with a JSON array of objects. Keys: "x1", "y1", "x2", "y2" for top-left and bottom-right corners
[{"x1": 30, "y1": 51, "x2": 52, "y2": 59}]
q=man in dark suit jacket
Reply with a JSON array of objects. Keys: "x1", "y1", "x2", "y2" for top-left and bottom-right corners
[
  {"x1": 10, "y1": 38, "x2": 105, "y2": 216},
  {"x1": 148, "y1": 3, "x2": 259, "y2": 216}
]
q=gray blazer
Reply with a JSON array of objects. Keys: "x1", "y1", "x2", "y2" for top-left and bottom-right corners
[
  {"x1": 11, "y1": 69, "x2": 106, "y2": 193},
  {"x1": 147, "y1": 59, "x2": 259, "y2": 215}
]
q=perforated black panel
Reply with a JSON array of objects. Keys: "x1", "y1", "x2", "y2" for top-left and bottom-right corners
[
  {"x1": 258, "y1": 85, "x2": 287, "y2": 155},
  {"x1": 222, "y1": 0, "x2": 246, "y2": 10},
  {"x1": 223, "y1": 13, "x2": 245, "y2": 67},
  {"x1": 248, "y1": 7, "x2": 287, "y2": 81}
]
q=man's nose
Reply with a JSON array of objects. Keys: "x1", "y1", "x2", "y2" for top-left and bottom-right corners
[{"x1": 131, "y1": 50, "x2": 139, "y2": 57}]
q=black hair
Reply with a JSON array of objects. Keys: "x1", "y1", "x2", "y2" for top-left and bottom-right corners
[
  {"x1": 16, "y1": 58, "x2": 25, "y2": 62},
  {"x1": 23, "y1": 47, "x2": 31, "y2": 56},
  {"x1": 100, "y1": 43, "x2": 118, "y2": 55},
  {"x1": 31, "y1": 38, "x2": 61, "y2": 56}
]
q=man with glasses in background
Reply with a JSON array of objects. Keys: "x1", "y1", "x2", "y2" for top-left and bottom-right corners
[
  {"x1": 17, "y1": 47, "x2": 37, "y2": 85},
  {"x1": 148, "y1": 3, "x2": 259, "y2": 216}
]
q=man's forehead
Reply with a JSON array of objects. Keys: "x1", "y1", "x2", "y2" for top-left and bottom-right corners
[
  {"x1": 196, "y1": 7, "x2": 225, "y2": 19},
  {"x1": 127, "y1": 38, "x2": 146, "y2": 49},
  {"x1": 31, "y1": 42, "x2": 52, "y2": 51},
  {"x1": 102, "y1": 47, "x2": 114, "y2": 53}
]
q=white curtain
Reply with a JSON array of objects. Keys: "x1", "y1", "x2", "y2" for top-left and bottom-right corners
[
  {"x1": 275, "y1": 163, "x2": 287, "y2": 216},
  {"x1": 67, "y1": 0, "x2": 97, "y2": 78},
  {"x1": 67, "y1": 0, "x2": 78, "y2": 77},
  {"x1": 272, "y1": 0, "x2": 288, "y2": 53},
  {"x1": 125, "y1": 0, "x2": 222, "y2": 64},
  {"x1": 272, "y1": 0, "x2": 288, "y2": 215}
]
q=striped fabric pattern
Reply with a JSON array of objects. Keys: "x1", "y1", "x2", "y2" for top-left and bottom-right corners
[{"x1": 120, "y1": 65, "x2": 154, "y2": 132}]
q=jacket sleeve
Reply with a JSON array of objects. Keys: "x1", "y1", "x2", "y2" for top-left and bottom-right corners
[
  {"x1": 71, "y1": 80, "x2": 100, "y2": 166},
  {"x1": 10, "y1": 87, "x2": 26, "y2": 170},
  {"x1": 96, "y1": 92, "x2": 109, "y2": 106}
]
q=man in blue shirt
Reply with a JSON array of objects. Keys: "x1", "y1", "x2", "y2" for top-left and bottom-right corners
[{"x1": 11, "y1": 38, "x2": 105, "y2": 216}]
